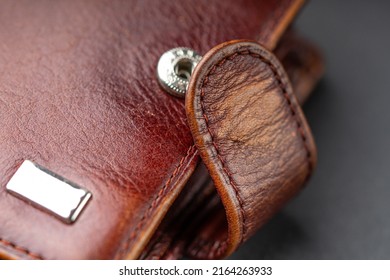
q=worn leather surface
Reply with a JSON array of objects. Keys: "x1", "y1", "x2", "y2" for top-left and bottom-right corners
[
  {"x1": 141, "y1": 32, "x2": 323, "y2": 259},
  {"x1": 186, "y1": 41, "x2": 317, "y2": 258},
  {"x1": 0, "y1": 0, "x2": 315, "y2": 259}
]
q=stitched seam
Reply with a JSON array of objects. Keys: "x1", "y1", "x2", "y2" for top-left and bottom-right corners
[
  {"x1": 1, "y1": 145, "x2": 197, "y2": 261},
  {"x1": 0, "y1": 238, "x2": 43, "y2": 260},
  {"x1": 116, "y1": 144, "x2": 197, "y2": 259},
  {"x1": 200, "y1": 62, "x2": 248, "y2": 245},
  {"x1": 198, "y1": 49, "x2": 313, "y2": 257},
  {"x1": 145, "y1": 177, "x2": 214, "y2": 260},
  {"x1": 259, "y1": 55, "x2": 314, "y2": 178}
]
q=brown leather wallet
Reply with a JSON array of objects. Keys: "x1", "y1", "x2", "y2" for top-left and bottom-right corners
[{"x1": 0, "y1": 0, "x2": 323, "y2": 259}]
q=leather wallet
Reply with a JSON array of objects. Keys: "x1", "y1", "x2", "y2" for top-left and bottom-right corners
[{"x1": 0, "y1": 0, "x2": 323, "y2": 259}]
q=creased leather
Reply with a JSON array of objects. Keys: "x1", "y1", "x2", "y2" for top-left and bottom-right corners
[
  {"x1": 186, "y1": 41, "x2": 317, "y2": 258},
  {"x1": 0, "y1": 0, "x2": 317, "y2": 259},
  {"x1": 141, "y1": 31, "x2": 323, "y2": 259}
]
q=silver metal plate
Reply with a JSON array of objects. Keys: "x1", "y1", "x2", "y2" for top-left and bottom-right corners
[{"x1": 5, "y1": 160, "x2": 92, "y2": 224}]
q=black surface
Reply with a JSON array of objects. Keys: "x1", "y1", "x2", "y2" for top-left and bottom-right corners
[{"x1": 232, "y1": 0, "x2": 390, "y2": 259}]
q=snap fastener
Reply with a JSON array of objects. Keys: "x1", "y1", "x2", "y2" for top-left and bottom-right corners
[{"x1": 157, "y1": 47, "x2": 202, "y2": 98}]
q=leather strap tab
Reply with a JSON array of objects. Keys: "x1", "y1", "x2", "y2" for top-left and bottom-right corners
[{"x1": 186, "y1": 40, "x2": 317, "y2": 257}]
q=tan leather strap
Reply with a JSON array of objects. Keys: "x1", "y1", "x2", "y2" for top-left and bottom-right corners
[
  {"x1": 138, "y1": 31, "x2": 323, "y2": 260},
  {"x1": 186, "y1": 40, "x2": 317, "y2": 257}
]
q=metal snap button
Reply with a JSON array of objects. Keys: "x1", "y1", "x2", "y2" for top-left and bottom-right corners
[{"x1": 157, "y1": 47, "x2": 202, "y2": 98}]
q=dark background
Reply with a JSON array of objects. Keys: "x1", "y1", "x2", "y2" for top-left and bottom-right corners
[{"x1": 232, "y1": 0, "x2": 390, "y2": 259}]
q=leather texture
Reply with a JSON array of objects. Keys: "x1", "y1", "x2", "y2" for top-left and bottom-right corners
[
  {"x1": 140, "y1": 32, "x2": 323, "y2": 259},
  {"x1": 186, "y1": 41, "x2": 317, "y2": 258},
  {"x1": 0, "y1": 0, "x2": 321, "y2": 259}
]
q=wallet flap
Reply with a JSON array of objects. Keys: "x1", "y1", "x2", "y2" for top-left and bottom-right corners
[{"x1": 185, "y1": 40, "x2": 317, "y2": 257}]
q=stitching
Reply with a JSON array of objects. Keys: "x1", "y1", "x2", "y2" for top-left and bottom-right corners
[
  {"x1": 144, "y1": 177, "x2": 214, "y2": 260},
  {"x1": 200, "y1": 62, "x2": 248, "y2": 244},
  {"x1": 1, "y1": 146, "x2": 197, "y2": 261},
  {"x1": 115, "y1": 144, "x2": 197, "y2": 259},
  {"x1": 261, "y1": 56, "x2": 314, "y2": 178},
  {"x1": 0, "y1": 238, "x2": 43, "y2": 260},
  {"x1": 198, "y1": 48, "x2": 313, "y2": 255}
]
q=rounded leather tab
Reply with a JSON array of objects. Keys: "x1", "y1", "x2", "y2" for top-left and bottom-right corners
[{"x1": 186, "y1": 40, "x2": 317, "y2": 257}]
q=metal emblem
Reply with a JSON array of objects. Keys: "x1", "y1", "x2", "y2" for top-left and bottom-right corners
[
  {"x1": 5, "y1": 160, "x2": 92, "y2": 224},
  {"x1": 157, "y1": 47, "x2": 202, "y2": 98}
]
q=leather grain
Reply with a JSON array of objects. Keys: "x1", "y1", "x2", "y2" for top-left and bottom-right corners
[
  {"x1": 0, "y1": 0, "x2": 314, "y2": 259},
  {"x1": 186, "y1": 41, "x2": 317, "y2": 258},
  {"x1": 139, "y1": 31, "x2": 324, "y2": 259}
]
